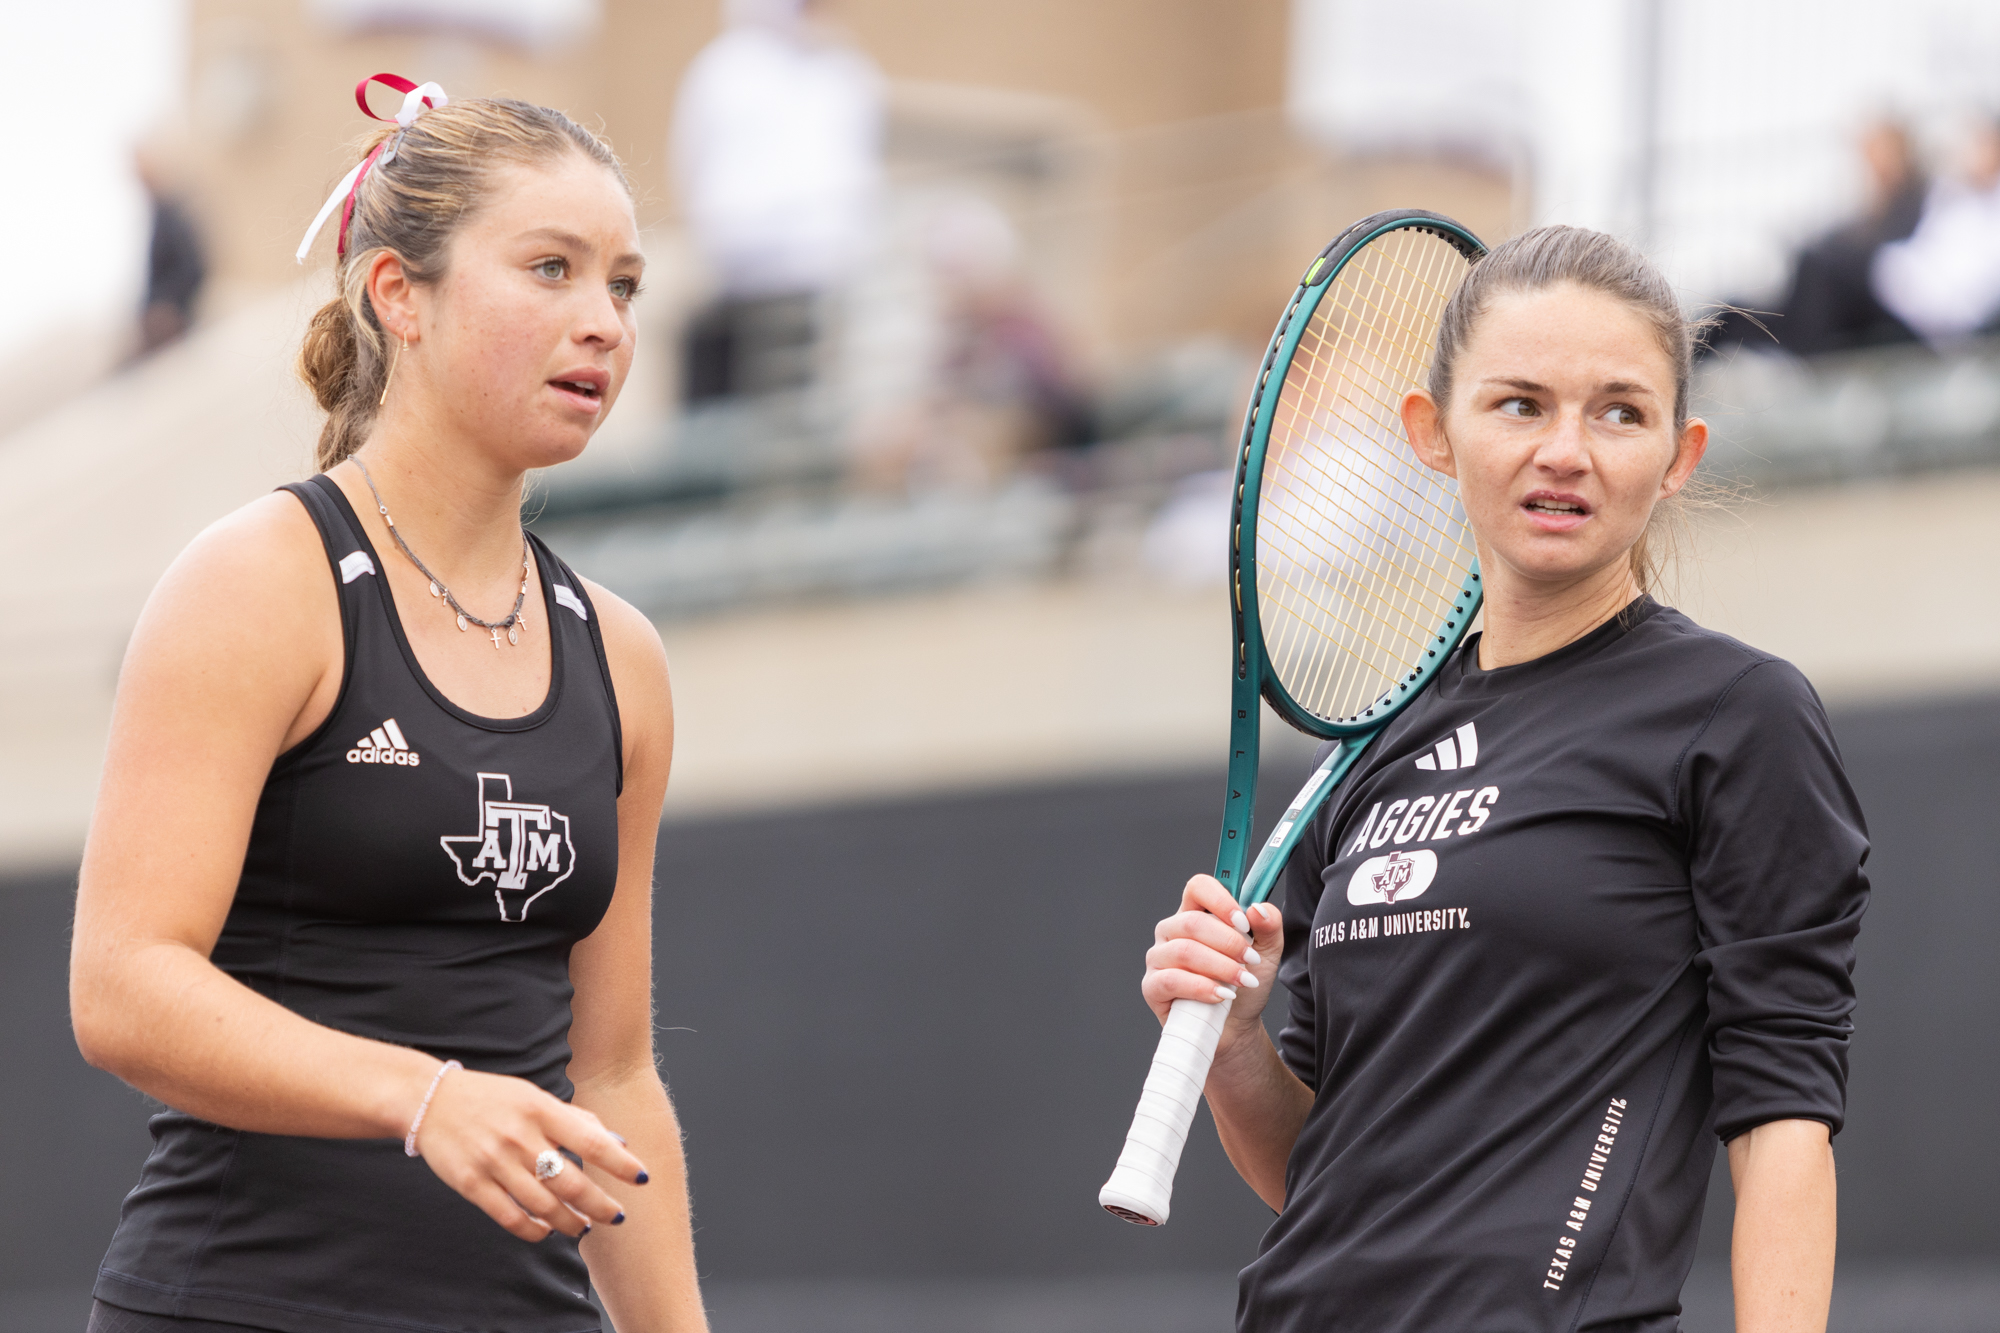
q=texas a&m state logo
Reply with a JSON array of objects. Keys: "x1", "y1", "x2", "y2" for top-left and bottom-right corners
[
  {"x1": 1346, "y1": 848, "x2": 1438, "y2": 906},
  {"x1": 440, "y1": 772, "x2": 575, "y2": 922}
]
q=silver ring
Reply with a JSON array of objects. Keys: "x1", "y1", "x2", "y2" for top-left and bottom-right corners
[{"x1": 534, "y1": 1149, "x2": 566, "y2": 1181}]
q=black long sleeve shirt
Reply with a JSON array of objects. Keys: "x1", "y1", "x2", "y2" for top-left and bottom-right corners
[{"x1": 1240, "y1": 599, "x2": 1868, "y2": 1332}]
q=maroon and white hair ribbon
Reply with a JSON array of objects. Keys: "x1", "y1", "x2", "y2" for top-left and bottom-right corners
[{"x1": 295, "y1": 74, "x2": 450, "y2": 264}]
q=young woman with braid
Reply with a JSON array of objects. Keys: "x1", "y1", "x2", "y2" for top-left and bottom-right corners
[
  {"x1": 1142, "y1": 228, "x2": 1867, "y2": 1332},
  {"x1": 70, "y1": 78, "x2": 707, "y2": 1332}
]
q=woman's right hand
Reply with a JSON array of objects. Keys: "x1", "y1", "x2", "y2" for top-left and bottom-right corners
[
  {"x1": 1142, "y1": 874, "x2": 1285, "y2": 1055},
  {"x1": 412, "y1": 1065, "x2": 651, "y2": 1242}
]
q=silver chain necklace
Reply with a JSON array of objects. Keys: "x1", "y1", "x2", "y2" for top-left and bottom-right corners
[{"x1": 353, "y1": 457, "x2": 531, "y2": 649}]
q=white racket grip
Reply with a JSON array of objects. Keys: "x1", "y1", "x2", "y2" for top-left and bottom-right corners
[{"x1": 1099, "y1": 995, "x2": 1233, "y2": 1226}]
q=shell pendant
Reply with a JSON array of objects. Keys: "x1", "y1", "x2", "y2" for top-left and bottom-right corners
[
  {"x1": 429, "y1": 580, "x2": 443, "y2": 598},
  {"x1": 455, "y1": 613, "x2": 469, "y2": 632}
]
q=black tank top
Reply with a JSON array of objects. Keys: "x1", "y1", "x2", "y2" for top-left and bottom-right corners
[{"x1": 95, "y1": 474, "x2": 622, "y2": 1333}]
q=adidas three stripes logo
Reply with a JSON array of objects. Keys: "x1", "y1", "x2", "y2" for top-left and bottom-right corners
[{"x1": 1414, "y1": 722, "x2": 1479, "y2": 772}]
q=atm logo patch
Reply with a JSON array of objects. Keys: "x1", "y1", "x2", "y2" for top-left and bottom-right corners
[
  {"x1": 1347, "y1": 849, "x2": 1438, "y2": 906},
  {"x1": 440, "y1": 772, "x2": 575, "y2": 922}
]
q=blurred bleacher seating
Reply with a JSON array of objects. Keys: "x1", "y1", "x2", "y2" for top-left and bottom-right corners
[
  {"x1": 1698, "y1": 336, "x2": 2000, "y2": 484},
  {"x1": 529, "y1": 335, "x2": 1251, "y2": 619}
]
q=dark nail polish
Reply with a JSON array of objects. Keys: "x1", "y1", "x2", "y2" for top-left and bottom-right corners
[
  {"x1": 635, "y1": 1171, "x2": 649, "y2": 1184},
  {"x1": 612, "y1": 1211, "x2": 626, "y2": 1225},
  {"x1": 582, "y1": 1223, "x2": 592, "y2": 1235}
]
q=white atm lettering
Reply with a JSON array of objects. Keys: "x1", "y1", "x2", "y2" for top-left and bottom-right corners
[
  {"x1": 471, "y1": 830, "x2": 505, "y2": 868},
  {"x1": 440, "y1": 773, "x2": 578, "y2": 923},
  {"x1": 525, "y1": 830, "x2": 563, "y2": 872}
]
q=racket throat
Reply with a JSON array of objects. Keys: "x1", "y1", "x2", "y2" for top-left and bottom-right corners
[
  {"x1": 1240, "y1": 735, "x2": 1371, "y2": 909},
  {"x1": 1213, "y1": 672, "x2": 1263, "y2": 899}
]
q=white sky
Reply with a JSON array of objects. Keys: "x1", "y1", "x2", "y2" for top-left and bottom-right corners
[{"x1": 0, "y1": 0, "x2": 187, "y2": 359}]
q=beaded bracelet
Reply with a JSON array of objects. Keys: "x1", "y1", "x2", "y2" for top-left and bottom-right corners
[{"x1": 404, "y1": 1059, "x2": 463, "y2": 1158}]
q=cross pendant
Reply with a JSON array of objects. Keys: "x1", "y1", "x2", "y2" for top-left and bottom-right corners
[{"x1": 490, "y1": 626, "x2": 502, "y2": 649}]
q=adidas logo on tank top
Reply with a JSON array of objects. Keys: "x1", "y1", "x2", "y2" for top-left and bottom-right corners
[{"x1": 347, "y1": 718, "x2": 421, "y2": 767}]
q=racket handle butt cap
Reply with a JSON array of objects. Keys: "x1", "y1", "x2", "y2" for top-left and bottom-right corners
[{"x1": 1099, "y1": 1181, "x2": 1168, "y2": 1226}]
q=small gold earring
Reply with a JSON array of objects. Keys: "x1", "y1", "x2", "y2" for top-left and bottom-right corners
[{"x1": 379, "y1": 336, "x2": 407, "y2": 407}]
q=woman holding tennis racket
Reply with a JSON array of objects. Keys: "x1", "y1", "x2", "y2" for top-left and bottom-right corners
[
  {"x1": 69, "y1": 79, "x2": 706, "y2": 1332},
  {"x1": 1139, "y1": 226, "x2": 1866, "y2": 1331}
]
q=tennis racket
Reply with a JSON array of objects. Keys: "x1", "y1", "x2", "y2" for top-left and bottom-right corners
[{"x1": 1100, "y1": 209, "x2": 1487, "y2": 1227}]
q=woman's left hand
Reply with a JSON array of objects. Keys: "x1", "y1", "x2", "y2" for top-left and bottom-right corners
[{"x1": 413, "y1": 1066, "x2": 648, "y2": 1242}]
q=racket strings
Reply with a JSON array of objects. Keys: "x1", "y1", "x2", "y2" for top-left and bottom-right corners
[
  {"x1": 1268, "y1": 245, "x2": 1469, "y2": 571},
  {"x1": 1266, "y1": 375, "x2": 1467, "y2": 704},
  {"x1": 1255, "y1": 228, "x2": 1479, "y2": 723},
  {"x1": 1262, "y1": 404, "x2": 1461, "y2": 587},
  {"x1": 1260, "y1": 405, "x2": 1463, "y2": 641},
  {"x1": 1267, "y1": 243, "x2": 1471, "y2": 713}
]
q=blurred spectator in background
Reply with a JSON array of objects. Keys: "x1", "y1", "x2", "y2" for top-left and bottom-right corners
[
  {"x1": 1708, "y1": 118, "x2": 1925, "y2": 358},
  {"x1": 853, "y1": 194, "x2": 1094, "y2": 493},
  {"x1": 1871, "y1": 113, "x2": 2000, "y2": 347},
  {"x1": 134, "y1": 141, "x2": 207, "y2": 358},
  {"x1": 671, "y1": 0, "x2": 883, "y2": 403}
]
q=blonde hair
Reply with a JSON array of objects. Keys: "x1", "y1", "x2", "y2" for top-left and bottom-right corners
[
  {"x1": 1428, "y1": 225, "x2": 1710, "y2": 595},
  {"x1": 296, "y1": 98, "x2": 628, "y2": 471}
]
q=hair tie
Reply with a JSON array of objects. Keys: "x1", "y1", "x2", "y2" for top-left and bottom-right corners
[{"x1": 295, "y1": 74, "x2": 450, "y2": 264}]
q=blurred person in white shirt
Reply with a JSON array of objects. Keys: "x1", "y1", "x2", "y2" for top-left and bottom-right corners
[
  {"x1": 1872, "y1": 115, "x2": 2000, "y2": 347},
  {"x1": 671, "y1": 0, "x2": 883, "y2": 402}
]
